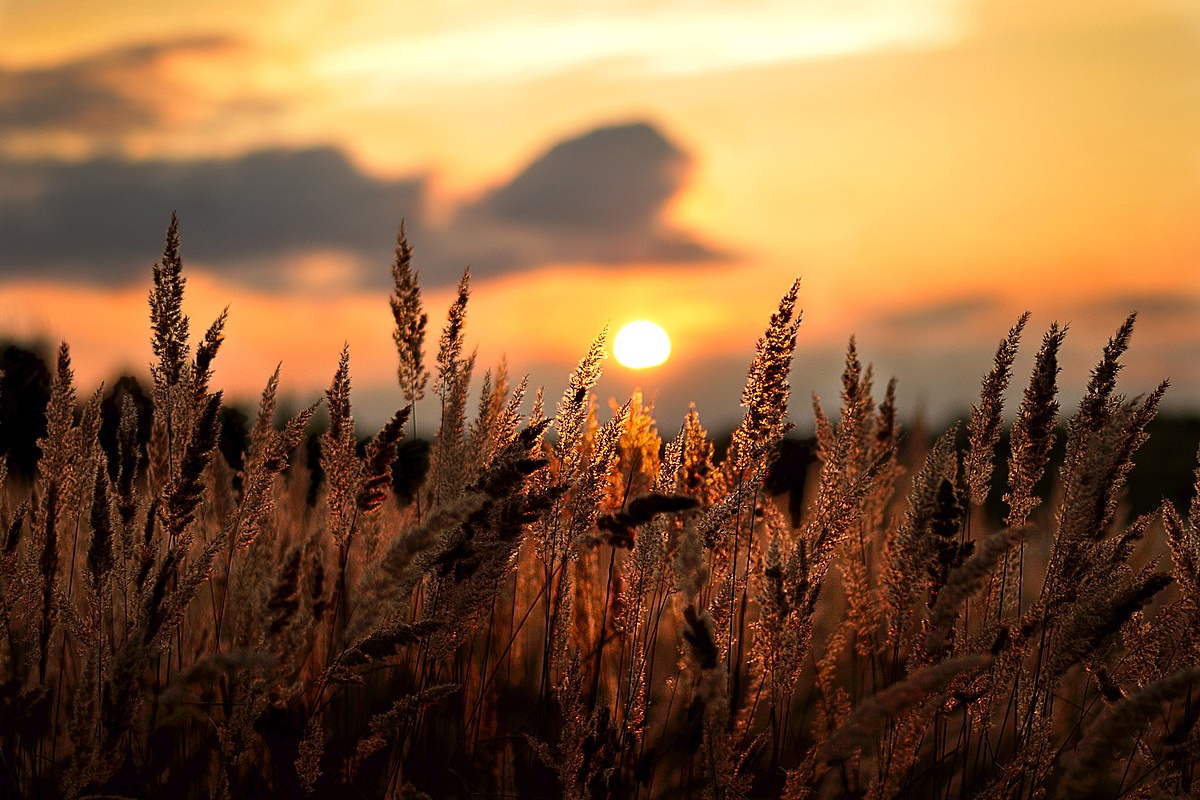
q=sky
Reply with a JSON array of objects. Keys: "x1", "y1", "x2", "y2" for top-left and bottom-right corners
[{"x1": 1, "y1": 0, "x2": 1199, "y2": 433}]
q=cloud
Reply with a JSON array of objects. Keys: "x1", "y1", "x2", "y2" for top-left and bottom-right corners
[
  {"x1": 316, "y1": 1, "x2": 959, "y2": 90},
  {"x1": 0, "y1": 121, "x2": 720, "y2": 288},
  {"x1": 0, "y1": 147, "x2": 426, "y2": 285},
  {"x1": 1087, "y1": 292, "x2": 1200, "y2": 319},
  {"x1": 449, "y1": 122, "x2": 722, "y2": 275},
  {"x1": 0, "y1": 37, "x2": 246, "y2": 137},
  {"x1": 877, "y1": 294, "x2": 1001, "y2": 331}
]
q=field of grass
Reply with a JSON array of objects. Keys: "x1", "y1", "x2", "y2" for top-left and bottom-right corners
[{"x1": 1, "y1": 218, "x2": 1198, "y2": 799}]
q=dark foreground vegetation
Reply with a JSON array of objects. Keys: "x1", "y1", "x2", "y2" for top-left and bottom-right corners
[{"x1": 1, "y1": 218, "x2": 1198, "y2": 799}]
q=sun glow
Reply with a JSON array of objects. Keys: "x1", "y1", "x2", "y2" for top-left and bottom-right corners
[{"x1": 613, "y1": 320, "x2": 671, "y2": 369}]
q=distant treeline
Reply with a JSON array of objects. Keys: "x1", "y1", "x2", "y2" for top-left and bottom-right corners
[{"x1": 3, "y1": 340, "x2": 1194, "y2": 523}]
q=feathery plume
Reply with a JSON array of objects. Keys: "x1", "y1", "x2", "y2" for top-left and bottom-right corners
[
  {"x1": 87, "y1": 467, "x2": 115, "y2": 586},
  {"x1": 1056, "y1": 667, "x2": 1200, "y2": 799},
  {"x1": 729, "y1": 279, "x2": 802, "y2": 472},
  {"x1": 321, "y1": 346, "x2": 359, "y2": 547},
  {"x1": 555, "y1": 327, "x2": 608, "y2": 476},
  {"x1": 1005, "y1": 322, "x2": 1066, "y2": 528},
  {"x1": 161, "y1": 391, "x2": 222, "y2": 544},
  {"x1": 1075, "y1": 312, "x2": 1136, "y2": 437},
  {"x1": 148, "y1": 213, "x2": 190, "y2": 390},
  {"x1": 390, "y1": 221, "x2": 429, "y2": 406},
  {"x1": 435, "y1": 269, "x2": 470, "y2": 396},
  {"x1": 357, "y1": 407, "x2": 409, "y2": 513},
  {"x1": 965, "y1": 313, "x2": 1028, "y2": 506},
  {"x1": 819, "y1": 654, "x2": 991, "y2": 762},
  {"x1": 192, "y1": 306, "x2": 228, "y2": 404}
]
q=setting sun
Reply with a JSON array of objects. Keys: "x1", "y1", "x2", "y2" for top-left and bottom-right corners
[{"x1": 613, "y1": 319, "x2": 671, "y2": 368}]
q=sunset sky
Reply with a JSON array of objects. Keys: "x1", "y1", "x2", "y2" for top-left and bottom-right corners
[{"x1": 2, "y1": 0, "x2": 1199, "y2": 431}]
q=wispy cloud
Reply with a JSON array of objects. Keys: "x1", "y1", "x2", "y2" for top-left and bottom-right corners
[
  {"x1": 1087, "y1": 291, "x2": 1200, "y2": 319},
  {"x1": 878, "y1": 294, "x2": 1002, "y2": 331},
  {"x1": 0, "y1": 37, "x2": 260, "y2": 140},
  {"x1": 315, "y1": 1, "x2": 961, "y2": 90}
]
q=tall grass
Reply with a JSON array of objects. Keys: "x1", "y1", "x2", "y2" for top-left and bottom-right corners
[{"x1": 0, "y1": 218, "x2": 1197, "y2": 799}]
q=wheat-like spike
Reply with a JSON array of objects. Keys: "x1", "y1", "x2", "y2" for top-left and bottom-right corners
[
  {"x1": 355, "y1": 491, "x2": 489, "y2": 627},
  {"x1": 1075, "y1": 312, "x2": 1137, "y2": 439},
  {"x1": 1099, "y1": 383, "x2": 1168, "y2": 526},
  {"x1": 115, "y1": 392, "x2": 142, "y2": 526},
  {"x1": 39, "y1": 342, "x2": 77, "y2": 476},
  {"x1": 874, "y1": 376, "x2": 899, "y2": 454},
  {"x1": 150, "y1": 531, "x2": 226, "y2": 651},
  {"x1": 340, "y1": 619, "x2": 441, "y2": 668},
  {"x1": 435, "y1": 268, "x2": 470, "y2": 395},
  {"x1": 141, "y1": 546, "x2": 179, "y2": 647},
  {"x1": 4, "y1": 500, "x2": 28, "y2": 554},
  {"x1": 193, "y1": 306, "x2": 228, "y2": 405},
  {"x1": 818, "y1": 653, "x2": 991, "y2": 762},
  {"x1": 34, "y1": 480, "x2": 60, "y2": 681},
  {"x1": 234, "y1": 370, "x2": 318, "y2": 548},
  {"x1": 812, "y1": 392, "x2": 834, "y2": 462},
  {"x1": 390, "y1": 220, "x2": 430, "y2": 406},
  {"x1": 600, "y1": 388, "x2": 661, "y2": 510},
  {"x1": 86, "y1": 466, "x2": 115, "y2": 588},
  {"x1": 529, "y1": 384, "x2": 546, "y2": 429},
  {"x1": 321, "y1": 346, "x2": 360, "y2": 548},
  {"x1": 729, "y1": 279, "x2": 801, "y2": 473},
  {"x1": 486, "y1": 373, "x2": 528, "y2": 462},
  {"x1": 352, "y1": 683, "x2": 460, "y2": 771},
  {"x1": 677, "y1": 404, "x2": 725, "y2": 504},
  {"x1": 965, "y1": 312, "x2": 1029, "y2": 506},
  {"x1": 570, "y1": 401, "x2": 629, "y2": 544},
  {"x1": 820, "y1": 657, "x2": 988, "y2": 777},
  {"x1": 463, "y1": 366, "x2": 506, "y2": 473},
  {"x1": 248, "y1": 363, "x2": 281, "y2": 457},
  {"x1": 1052, "y1": 385, "x2": 1168, "y2": 594},
  {"x1": 554, "y1": 327, "x2": 609, "y2": 477},
  {"x1": 264, "y1": 547, "x2": 302, "y2": 638},
  {"x1": 1164, "y1": 503, "x2": 1200, "y2": 609},
  {"x1": 325, "y1": 344, "x2": 353, "y2": 447},
  {"x1": 295, "y1": 714, "x2": 328, "y2": 795},
  {"x1": 356, "y1": 407, "x2": 410, "y2": 513},
  {"x1": 883, "y1": 425, "x2": 959, "y2": 638},
  {"x1": 811, "y1": 340, "x2": 879, "y2": 502},
  {"x1": 161, "y1": 391, "x2": 222, "y2": 546},
  {"x1": 148, "y1": 212, "x2": 190, "y2": 390},
  {"x1": 926, "y1": 526, "x2": 1029, "y2": 656},
  {"x1": 1005, "y1": 322, "x2": 1066, "y2": 528},
  {"x1": 1055, "y1": 666, "x2": 1200, "y2": 800},
  {"x1": 1053, "y1": 317, "x2": 1140, "y2": 542},
  {"x1": 427, "y1": 347, "x2": 476, "y2": 508},
  {"x1": 1046, "y1": 567, "x2": 1173, "y2": 682}
]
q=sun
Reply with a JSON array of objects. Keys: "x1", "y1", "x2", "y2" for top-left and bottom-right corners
[{"x1": 613, "y1": 320, "x2": 671, "y2": 369}]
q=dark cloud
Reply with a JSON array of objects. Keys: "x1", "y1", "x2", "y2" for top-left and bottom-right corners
[
  {"x1": 0, "y1": 121, "x2": 720, "y2": 288},
  {"x1": 0, "y1": 148, "x2": 425, "y2": 285},
  {"x1": 451, "y1": 122, "x2": 722, "y2": 274},
  {"x1": 0, "y1": 37, "x2": 241, "y2": 136},
  {"x1": 481, "y1": 122, "x2": 684, "y2": 231}
]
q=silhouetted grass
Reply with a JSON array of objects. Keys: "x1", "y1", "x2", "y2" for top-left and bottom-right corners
[{"x1": 0, "y1": 219, "x2": 1197, "y2": 800}]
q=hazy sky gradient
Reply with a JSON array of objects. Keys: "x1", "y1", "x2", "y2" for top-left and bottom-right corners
[{"x1": 1, "y1": 0, "x2": 1198, "y2": 430}]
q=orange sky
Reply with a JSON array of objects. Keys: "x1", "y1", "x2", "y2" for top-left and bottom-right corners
[{"x1": 1, "y1": 0, "x2": 1198, "y2": 430}]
